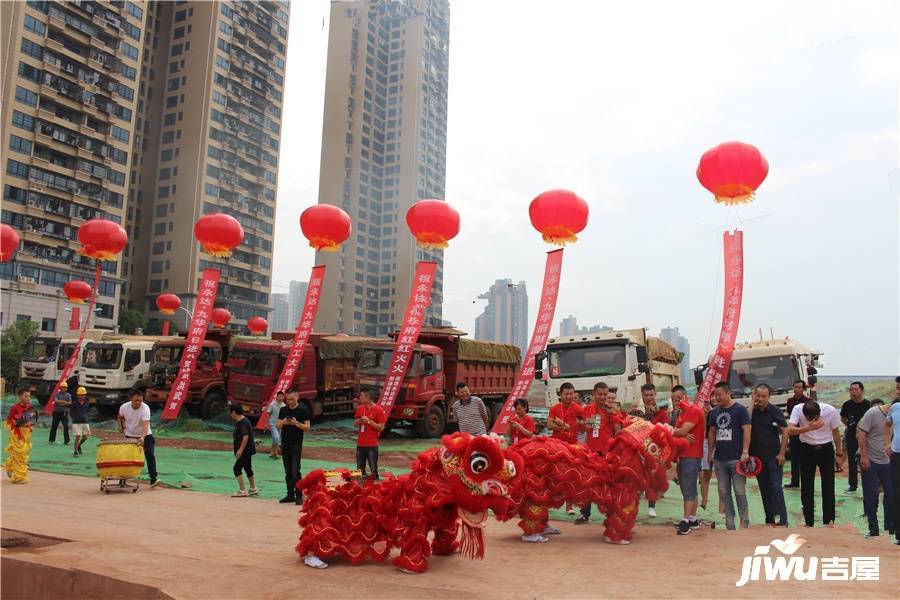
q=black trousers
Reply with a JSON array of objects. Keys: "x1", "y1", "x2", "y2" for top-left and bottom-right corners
[
  {"x1": 892, "y1": 453, "x2": 900, "y2": 543},
  {"x1": 799, "y1": 441, "x2": 835, "y2": 526},
  {"x1": 356, "y1": 446, "x2": 379, "y2": 478},
  {"x1": 49, "y1": 412, "x2": 70, "y2": 444},
  {"x1": 845, "y1": 431, "x2": 859, "y2": 489},
  {"x1": 233, "y1": 453, "x2": 254, "y2": 478},
  {"x1": 788, "y1": 435, "x2": 802, "y2": 485},
  {"x1": 282, "y1": 442, "x2": 303, "y2": 497},
  {"x1": 127, "y1": 435, "x2": 157, "y2": 481}
]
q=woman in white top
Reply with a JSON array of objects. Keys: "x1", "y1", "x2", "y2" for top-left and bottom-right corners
[{"x1": 267, "y1": 391, "x2": 285, "y2": 458}]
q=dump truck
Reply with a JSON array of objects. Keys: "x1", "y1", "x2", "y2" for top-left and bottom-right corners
[
  {"x1": 144, "y1": 330, "x2": 234, "y2": 419},
  {"x1": 225, "y1": 333, "x2": 379, "y2": 419},
  {"x1": 536, "y1": 327, "x2": 681, "y2": 410},
  {"x1": 20, "y1": 330, "x2": 111, "y2": 402},
  {"x1": 356, "y1": 327, "x2": 521, "y2": 438},
  {"x1": 693, "y1": 336, "x2": 823, "y2": 414}
]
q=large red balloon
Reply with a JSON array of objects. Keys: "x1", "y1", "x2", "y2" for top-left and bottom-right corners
[
  {"x1": 64, "y1": 280, "x2": 92, "y2": 304},
  {"x1": 300, "y1": 205, "x2": 351, "y2": 252},
  {"x1": 210, "y1": 307, "x2": 231, "y2": 328},
  {"x1": 156, "y1": 293, "x2": 181, "y2": 315},
  {"x1": 247, "y1": 317, "x2": 268, "y2": 335},
  {"x1": 78, "y1": 219, "x2": 128, "y2": 260},
  {"x1": 528, "y1": 190, "x2": 589, "y2": 245},
  {"x1": 696, "y1": 141, "x2": 769, "y2": 204},
  {"x1": 406, "y1": 200, "x2": 460, "y2": 249},
  {"x1": 0, "y1": 224, "x2": 20, "y2": 262},
  {"x1": 195, "y1": 213, "x2": 244, "y2": 257}
]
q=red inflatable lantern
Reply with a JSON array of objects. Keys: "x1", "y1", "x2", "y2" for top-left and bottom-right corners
[
  {"x1": 78, "y1": 219, "x2": 128, "y2": 259},
  {"x1": 210, "y1": 308, "x2": 231, "y2": 328},
  {"x1": 0, "y1": 224, "x2": 20, "y2": 262},
  {"x1": 528, "y1": 190, "x2": 589, "y2": 245},
  {"x1": 696, "y1": 141, "x2": 769, "y2": 204},
  {"x1": 156, "y1": 293, "x2": 181, "y2": 315},
  {"x1": 299, "y1": 205, "x2": 352, "y2": 252},
  {"x1": 406, "y1": 200, "x2": 460, "y2": 249},
  {"x1": 194, "y1": 213, "x2": 244, "y2": 257},
  {"x1": 63, "y1": 280, "x2": 92, "y2": 304},
  {"x1": 248, "y1": 317, "x2": 268, "y2": 335}
]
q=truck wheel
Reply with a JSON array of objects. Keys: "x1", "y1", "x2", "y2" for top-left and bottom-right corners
[
  {"x1": 200, "y1": 392, "x2": 226, "y2": 420},
  {"x1": 416, "y1": 405, "x2": 446, "y2": 438}
]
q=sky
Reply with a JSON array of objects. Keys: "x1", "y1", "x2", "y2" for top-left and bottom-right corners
[{"x1": 271, "y1": 0, "x2": 899, "y2": 376}]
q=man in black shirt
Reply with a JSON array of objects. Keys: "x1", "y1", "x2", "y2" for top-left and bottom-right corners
[
  {"x1": 229, "y1": 404, "x2": 257, "y2": 497},
  {"x1": 749, "y1": 384, "x2": 789, "y2": 526},
  {"x1": 840, "y1": 381, "x2": 871, "y2": 493},
  {"x1": 69, "y1": 387, "x2": 92, "y2": 457},
  {"x1": 277, "y1": 388, "x2": 310, "y2": 504},
  {"x1": 49, "y1": 382, "x2": 71, "y2": 445}
]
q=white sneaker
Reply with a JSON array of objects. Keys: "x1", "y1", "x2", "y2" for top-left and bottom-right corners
[
  {"x1": 304, "y1": 555, "x2": 328, "y2": 569},
  {"x1": 604, "y1": 536, "x2": 631, "y2": 545},
  {"x1": 543, "y1": 525, "x2": 562, "y2": 535},
  {"x1": 521, "y1": 533, "x2": 549, "y2": 543},
  {"x1": 648, "y1": 508, "x2": 657, "y2": 518}
]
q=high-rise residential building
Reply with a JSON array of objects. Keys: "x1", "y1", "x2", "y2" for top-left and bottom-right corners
[
  {"x1": 314, "y1": 0, "x2": 450, "y2": 336},
  {"x1": 287, "y1": 279, "x2": 307, "y2": 328},
  {"x1": 474, "y1": 279, "x2": 527, "y2": 356},
  {"x1": 1, "y1": 0, "x2": 149, "y2": 332},
  {"x1": 271, "y1": 292, "x2": 289, "y2": 331},
  {"x1": 126, "y1": 0, "x2": 290, "y2": 331},
  {"x1": 659, "y1": 326, "x2": 692, "y2": 384},
  {"x1": 559, "y1": 316, "x2": 613, "y2": 337}
]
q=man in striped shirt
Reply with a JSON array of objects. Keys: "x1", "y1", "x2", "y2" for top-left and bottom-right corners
[{"x1": 451, "y1": 382, "x2": 489, "y2": 435}]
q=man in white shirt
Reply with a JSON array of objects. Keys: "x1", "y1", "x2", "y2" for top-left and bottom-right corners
[
  {"x1": 118, "y1": 389, "x2": 159, "y2": 487},
  {"x1": 786, "y1": 400, "x2": 843, "y2": 527}
]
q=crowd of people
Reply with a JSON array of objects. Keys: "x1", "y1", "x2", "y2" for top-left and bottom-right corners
[{"x1": 4, "y1": 375, "x2": 900, "y2": 548}]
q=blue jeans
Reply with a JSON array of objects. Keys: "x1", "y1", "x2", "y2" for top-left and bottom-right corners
[
  {"x1": 756, "y1": 456, "x2": 788, "y2": 526},
  {"x1": 860, "y1": 461, "x2": 894, "y2": 535},
  {"x1": 714, "y1": 459, "x2": 748, "y2": 530}
]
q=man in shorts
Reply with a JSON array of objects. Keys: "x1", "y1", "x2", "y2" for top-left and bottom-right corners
[
  {"x1": 70, "y1": 387, "x2": 92, "y2": 457},
  {"x1": 672, "y1": 385, "x2": 704, "y2": 534}
]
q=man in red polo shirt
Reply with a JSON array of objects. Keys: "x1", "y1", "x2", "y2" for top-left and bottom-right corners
[
  {"x1": 354, "y1": 387, "x2": 386, "y2": 479},
  {"x1": 575, "y1": 382, "x2": 624, "y2": 524},
  {"x1": 548, "y1": 382, "x2": 583, "y2": 443},
  {"x1": 672, "y1": 385, "x2": 705, "y2": 534}
]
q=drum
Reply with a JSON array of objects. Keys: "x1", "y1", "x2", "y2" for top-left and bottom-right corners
[{"x1": 96, "y1": 440, "x2": 144, "y2": 479}]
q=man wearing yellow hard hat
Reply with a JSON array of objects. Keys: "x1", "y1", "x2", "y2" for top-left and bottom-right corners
[
  {"x1": 49, "y1": 381, "x2": 71, "y2": 445},
  {"x1": 70, "y1": 387, "x2": 91, "y2": 457}
]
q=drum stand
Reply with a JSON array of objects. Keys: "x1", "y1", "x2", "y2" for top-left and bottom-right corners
[{"x1": 100, "y1": 477, "x2": 140, "y2": 493}]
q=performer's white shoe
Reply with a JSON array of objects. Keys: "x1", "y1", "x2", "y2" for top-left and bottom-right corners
[
  {"x1": 304, "y1": 555, "x2": 328, "y2": 569},
  {"x1": 521, "y1": 533, "x2": 549, "y2": 543}
]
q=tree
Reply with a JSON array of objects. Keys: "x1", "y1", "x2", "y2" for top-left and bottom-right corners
[
  {"x1": 2, "y1": 320, "x2": 39, "y2": 390},
  {"x1": 118, "y1": 309, "x2": 149, "y2": 334}
]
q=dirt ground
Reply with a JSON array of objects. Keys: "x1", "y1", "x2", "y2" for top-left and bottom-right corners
[{"x1": 1, "y1": 471, "x2": 897, "y2": 600}]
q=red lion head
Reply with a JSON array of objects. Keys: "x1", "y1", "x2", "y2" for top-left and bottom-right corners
[{"x1": 438, "y1": 432, "x2": 522, "y2": 516}]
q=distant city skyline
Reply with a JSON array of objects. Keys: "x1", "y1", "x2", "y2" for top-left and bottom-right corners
[
  {"x1": 659, "y1": 326, "x2": 692, "y2": 384},
  {"x1": 271, "y1": 293, "x2": 290, "y2": 332},
  {"x1": 559, "y1": 316, "x2": 613, "y2": 337},
  {"x1": 474, "y1": 279, "x2": 527, "y2": 355}
]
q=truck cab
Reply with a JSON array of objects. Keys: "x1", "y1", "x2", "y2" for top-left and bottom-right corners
[
  {"x1": 20, "y1": 331, "x2": 108, "y2": 402},
  {"x1": 693, "y1": 337, "x2": 822, "y2": 414},
  {"x1": 537, "y1": 328, "x2": 681, "y2": 410},
  {"x1": 80, "y1": 337, "x2": 170, "y2": 407}
]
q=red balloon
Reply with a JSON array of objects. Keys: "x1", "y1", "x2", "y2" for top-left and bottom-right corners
[
  {"x1": 63, "y1": 280, "x2": 92, "y2": 304},
  {"x1": 78, "y1": 219, "x2": 128, "y2": 260},
  {"x1": 247, "y1": 317, "x2": 268, "y2": 335},
  {"x1": 195, "y1": 213, "x2": 244, "y2": 257},
  {"x1": 0, "y1": 224, "x2": 20, "y2": 262},
  {"x1": 156, "y1": 293, "x2": 182, "y2": 315},
  {"x1": 210, "y1": 307, "x2": 231, "y2": 328},
  {"x1": 406, "y1": 200, "x2": 460, "y2": 249},
  {"x1": 300, "y1": 205, "x2": 351, "y2": 252},
  {"x1": 696, "y1": 141, "x2": 769, "y2": 204},
  {"x1": 528, "y1": 190, "x2": 589, "y2": 245}
]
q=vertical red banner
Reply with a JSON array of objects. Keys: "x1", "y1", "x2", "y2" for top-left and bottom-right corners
[
  {"x1": 262, "y1": 265, "x2": 327, "y2": 413},
  {"x1": 162, "y1": 321, "x2": 170, "y2": 336},
  {"x1": 45, "y1": 262, "x2": 102, "y2": 414},
  {"x1": 491, "y1": 249, "x2": 564, "y2": 434},
  {"x1": 694, "y1": 230, "x2": 744, "y2": 407},
  {"x1": 161, "y1": 269, "x2": 221, "y2": 419},
  {"x1": 69, "y1": 306, "x2": 80, "y2": 331},
  {"x1": 376, "y1": 261, "x2": 437, "y2": 417}
]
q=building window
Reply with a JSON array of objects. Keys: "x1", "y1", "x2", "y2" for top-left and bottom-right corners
[
  {"x1": 171, "y1": 43, "x2": 183, "y2": 57},
  {"x1": 151, "y1": 260, "x2": 164, "y2": 273},
  {"x1": 9, "y1": 135, "x2": 32, "y2": 156},
  {"x1": 17, "y1": 315, "x2": 31, "y2": 323},
  {"x1": 20, "y1": 38, "x2": 43, "y2": 60},
  {"x1": 6, "y1": 159, "x2": 29, "y2": 179},
  {"x1": 126, "y1": 2, "x2": 143, "y2": 20},
  {"x1": 14, "y1": 86, "x2": 37, "y2": 107},
  {"x1": 162, "y1": 131, "x2": 174, "y2": 144},
  {"x1": 24, "y1": 14, "x2": 45, "y2": 36},
  {"x1": 173, "y1": 26, "x2": 185, "y2": 39},
  {"x1": 158, "y1": 186, "x2": 170, "y2": 198},
  {"x1": 149, "y1": 279, "x2": 162, "y2": 293},
  {"x1": 41, "y1": 318, "x2": 56, "y2": 332},
  {"x1": 175, "y1": 9, "x2": 187, "y2": 22},
  {"x1": 120, "y1": 41, "x2": 139, "y2": 61},
  {"x1": 152, "y1": 242, "x2": 165, "y2": 255},
  {"x1": 159, "y1": 167, "x2": 171, "y2": 180},
  {"x1": 111, "y1": 125, "x2": 130, "y2": 144}
]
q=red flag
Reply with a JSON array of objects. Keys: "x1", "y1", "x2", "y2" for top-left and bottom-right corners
[
  {"x1": 69, "y1": 306, "x2": 80, "y2": 332},
  {"x1": 262, "y1": 266, "x2": 326, "y2": 417},
  {"x1": 376, "y1": 261, "x2": 436, "y2": 422},
  {"x1": 491, "y1": 249, "x2": 564, "y2": 434},
  {"x1": 46, "y1": 262, "x2": 101, "y2": 415},
  {"x1": 694, "y1": 230, "x2": 744, "y2": 407},
  {"x1": 161, "y1": 269, "x2": 221, "y2": 420}
]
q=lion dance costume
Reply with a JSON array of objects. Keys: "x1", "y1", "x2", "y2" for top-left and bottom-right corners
[
  {"x1": 3, "y1": 402, "x2": 36, "y2": 484},
  {"x1": 509, "y1": 419, "x2": 687, "y2": 542},
  {"x1": 296, "y1": 433, "x2": 522, "y2": 573}
]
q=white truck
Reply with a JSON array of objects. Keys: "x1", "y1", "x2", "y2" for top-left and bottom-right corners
[
  {"x1": 536, "y1": 328, "x2": 682, "y2": 410},
  {"x1": 79, "y1": 335, "x2": 177, "y2": 410},
  {"x1": 693, "y1": 337, "x2": 823, "y2": 413},
  {"x1": 20, "y1": 331, "x2": 110, "y2": 403}
]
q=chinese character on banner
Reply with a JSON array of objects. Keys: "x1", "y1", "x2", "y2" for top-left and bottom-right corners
[
  {"x1": 491, "y1": 249, "x2": 563, "y2": 434},
  {"x1": 377, "y1": 262, "x2": 436, "y2": 415}
]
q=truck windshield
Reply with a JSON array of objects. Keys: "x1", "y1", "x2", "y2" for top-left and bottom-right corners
[
  {"x1": 548, "y1": 344, "x2": 627, "y2": 378},
  {"x1": 23, "y1": 339, "x2": 59, "y2": 363},
  {"x1": 58, "y1": 343, "x2": 76, "y2": 369},
  {"x1": 358, "y1": 348, "x2": 393, "y2": 375},
  {"x1": 726, "y1": 355, "x2": 799, "y2": 397},
  {"x1": 229, "y1": 350, "x2": 275, "y2": 376},
  {"x1": 154, "y1": 346, "x2": 183, "y2": 365},
  {"x1": 83, "y1": 345, "x2": 122, "y2": 369}
]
